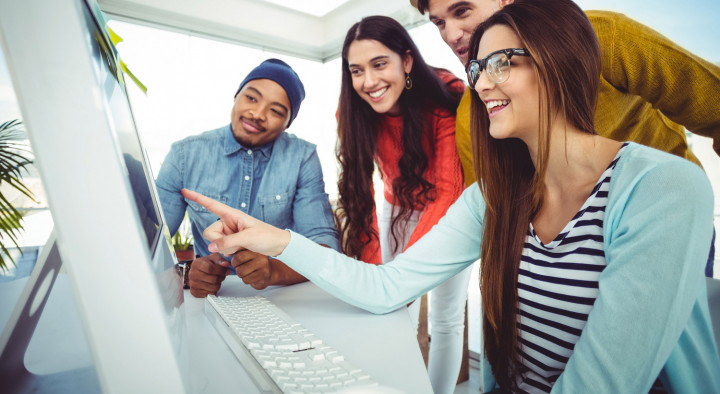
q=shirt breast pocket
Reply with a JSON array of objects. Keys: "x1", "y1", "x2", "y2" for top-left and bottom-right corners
[
  {"x1": 186, "y1": 192, "x2": 228, "y2": 230},
  {"x1": 258, "y1": 191, "x2": 293, "y2": 229}
]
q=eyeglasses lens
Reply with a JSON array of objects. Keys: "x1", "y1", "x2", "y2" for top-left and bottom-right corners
[
  {"x1": 487, "y1": 53, "x2": 510, "y2": 83},
  {"x1": 468, "y1": 62, "x2": 480, "y2": 87},
  {"x1": 468, "y1": 53, "x2": 512, "y2": 88}
]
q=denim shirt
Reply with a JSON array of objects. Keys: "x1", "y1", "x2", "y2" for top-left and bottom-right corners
[{"x1": 155, "y1": 125, "x2": 340, "y2": 259}]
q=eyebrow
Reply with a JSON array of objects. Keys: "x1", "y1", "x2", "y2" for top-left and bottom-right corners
[
  {"x1": 348, "y1": 55, "x2": 391, "y2": 68},
  {"x1": 429, "y1": 1, "x2": 472, "y2": 20},
  {"x1": 247, "y1": 86, "x2": 289, "y2": 113}
]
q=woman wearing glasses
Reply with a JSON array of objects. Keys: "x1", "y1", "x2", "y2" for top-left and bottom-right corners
[
  {"x1": 183, "y1": 0, "x2": 720, "y2": 391},
  {"x1": 335, "y1": 16, "x2": 468, "y2": 394}
]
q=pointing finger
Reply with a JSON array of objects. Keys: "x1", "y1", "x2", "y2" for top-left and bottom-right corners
[{"x1": 182, "y1": 189, "x2": 236, "y2": 219}]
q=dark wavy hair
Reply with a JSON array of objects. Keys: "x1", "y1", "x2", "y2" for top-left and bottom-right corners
[
  {"x1": 335, "y1": 15, "x2": 462, "y2": 260},
  {"x1": 467, "y1": 0, "x2": 601, "y2": 389}
]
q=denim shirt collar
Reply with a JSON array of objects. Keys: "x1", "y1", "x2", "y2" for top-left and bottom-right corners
[{"x1": 223, "y1": 124, "x2": 273, "y2": 158}]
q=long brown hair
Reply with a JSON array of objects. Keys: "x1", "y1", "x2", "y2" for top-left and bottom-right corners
[
  {"x1": 468, "y1": 0, "x2": 600, "y2": 389},
  {"x1": 335, "y1": 15, "x2": 462, "y2": 261}
]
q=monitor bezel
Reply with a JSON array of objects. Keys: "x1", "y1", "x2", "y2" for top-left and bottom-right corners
[{"x1": 0, "y1": 0, "x2": 188, "y2": 391}]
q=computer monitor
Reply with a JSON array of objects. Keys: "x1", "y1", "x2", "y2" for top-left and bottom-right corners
[{"x1": 0, "y1": 0, "x2": 188, "y2": 391}]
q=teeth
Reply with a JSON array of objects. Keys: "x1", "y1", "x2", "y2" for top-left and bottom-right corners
[
  {"x1": 369, "y1": 87, "x2": 388, "y2": 98},
  {"x1": 486, "y1": 100, "x2": 509, "y2": 110}
]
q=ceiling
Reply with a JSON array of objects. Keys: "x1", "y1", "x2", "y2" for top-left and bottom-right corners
[{"x1": 98, "y1": 0, "x2": 428, "y2": 63}]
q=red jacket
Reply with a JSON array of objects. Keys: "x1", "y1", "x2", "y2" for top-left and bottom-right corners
[{"x1": 359, "y1": 70, "x2": 465, "y2": 264}]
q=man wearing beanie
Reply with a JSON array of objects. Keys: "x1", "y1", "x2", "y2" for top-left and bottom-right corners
[{"x1": 156, "y1": 58, "x2": 339, "y2": 297}]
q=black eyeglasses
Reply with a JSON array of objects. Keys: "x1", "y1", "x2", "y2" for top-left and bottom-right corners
[{"x1": 465, "y1": 48, "x2": 530, "y2": 87}]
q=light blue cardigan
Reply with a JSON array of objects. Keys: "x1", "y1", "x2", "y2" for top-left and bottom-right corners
[{"x1": 276, "y1": 142, "x2": 720, "y2": 393}]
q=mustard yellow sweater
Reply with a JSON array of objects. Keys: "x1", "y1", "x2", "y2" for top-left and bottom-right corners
[{"x1": 456, "y1": 10, "x2": 720, "y2": 186}]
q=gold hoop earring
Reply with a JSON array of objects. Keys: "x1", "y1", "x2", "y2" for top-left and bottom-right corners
[{"x1": 405, "y1": 73, "x2": 413, "y2": 90}]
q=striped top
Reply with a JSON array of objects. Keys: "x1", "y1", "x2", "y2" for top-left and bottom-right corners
[{"x1": 515, "y1": 143, "x2": 627, "y2": 393}]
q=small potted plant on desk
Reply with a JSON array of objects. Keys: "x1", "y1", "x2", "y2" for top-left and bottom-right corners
[{"x1": 172, "y1": 213, "x2": 194, "y2": 261}]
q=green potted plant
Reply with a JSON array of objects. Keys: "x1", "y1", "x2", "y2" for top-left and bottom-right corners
[
  {"x1": 171, "y1": 213, "x2": 194, "y2": 261},
  {"x1": 0, "y1": 119, "x2": 36, "y2": 271}
]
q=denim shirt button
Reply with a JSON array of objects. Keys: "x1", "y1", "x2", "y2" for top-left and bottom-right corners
[
  {"x1": 244, "y1": 175, "x2": 250, "y2": 181},
  {"x1": 275, "y1": 195, "x2": 281, "y2": 200},
  {"x1": 241, "y1": 202, "x2": 247, "y2": 208},
  {"x1": 247, "y1": 149, "x2": 253, "y2": 155}
]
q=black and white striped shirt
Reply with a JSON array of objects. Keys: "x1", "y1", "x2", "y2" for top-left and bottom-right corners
[{"x1": 514, "y1": 144, "x2": 627, "y2": 393}]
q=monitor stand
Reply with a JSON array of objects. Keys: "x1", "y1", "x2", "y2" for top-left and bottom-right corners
[{"x1": 0, "y1": 231, "x2": 100, "y2": 392}]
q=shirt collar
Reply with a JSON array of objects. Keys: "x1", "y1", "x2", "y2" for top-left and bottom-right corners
[{"x1": 223, "y1": 124, "x2": 274, "y2": 157}]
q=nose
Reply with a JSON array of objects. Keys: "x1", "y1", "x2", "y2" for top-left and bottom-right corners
[
  {"x1": 445, "y1": 20, "x2": 463, "y2": 47},
  {"x1": 249, "y1": 107, "x2": 266, "y2": 122},
  {"x1": 363, "y1": 70, "x2": 379, "y2": 90},
  {"x1": 474, "y1": 68, "x2": 495, "y2": 93}
]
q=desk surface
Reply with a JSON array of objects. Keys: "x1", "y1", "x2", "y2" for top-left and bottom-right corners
[
  {"x1": 184, "y1": 277, "x2": 432, "y2": 393},
  {"x1": 0, "y1": 274, "x2": 432, "y2": 393}
]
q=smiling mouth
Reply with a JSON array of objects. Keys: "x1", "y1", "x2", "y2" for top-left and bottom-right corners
[
  {"x1": 486, "y1": 100, "x2": 509, "y2": 117},
  {"x1": 368, "y1": 87, "x2": 388, "y2": 101}
]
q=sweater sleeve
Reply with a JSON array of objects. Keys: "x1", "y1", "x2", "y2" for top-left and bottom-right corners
[
  {"x1": 276, "y1": 185, "x2": 485, "y2": 314},
  {"x1": 404, "y1": 112, "x2": 465, "y2": 251},
  {"x1": 552, "y1": 153, "x2": 719, "y2": 392},
  {"x1": 591, "y1": 11, "x2": 720, "y2": 156}
]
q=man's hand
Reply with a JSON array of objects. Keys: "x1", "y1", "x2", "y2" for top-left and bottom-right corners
[
  {"x1": 232, "y1": 249, "x2": 273, "y2": 290},
  {"x1": 188, "y1": 253, "x2": 230, "y2": 298}
]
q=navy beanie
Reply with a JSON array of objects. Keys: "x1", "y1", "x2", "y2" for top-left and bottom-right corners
[{"x1": 235, "y1": 59, "x2": 306, "y2": 126}]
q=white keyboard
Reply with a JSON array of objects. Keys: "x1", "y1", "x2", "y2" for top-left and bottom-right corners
[{"x1": 205, "y1": 295, "x2": 378, "y2": 393}]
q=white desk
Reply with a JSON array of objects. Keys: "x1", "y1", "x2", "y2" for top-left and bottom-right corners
[
  {"x1": 184, "y1": 277, "x2": 433, "y2": 393},
  {"x1": 0, "y1": 274, "x2": 432, "y2": 393}
]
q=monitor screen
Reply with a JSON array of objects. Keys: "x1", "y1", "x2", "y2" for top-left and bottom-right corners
[{"x1": 83, "y1": 4, "x2": 165, "y2": 254}]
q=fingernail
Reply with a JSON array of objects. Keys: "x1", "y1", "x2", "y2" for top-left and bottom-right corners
[{"x1": 208, "y1": 243, "x2": 218, "y2": 252}]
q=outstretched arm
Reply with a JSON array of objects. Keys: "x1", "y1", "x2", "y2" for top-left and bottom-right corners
[{"x1": 182, "y1": 186, "x2": 484, "y2": 314}]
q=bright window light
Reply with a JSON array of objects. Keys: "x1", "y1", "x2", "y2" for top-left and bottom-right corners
[{"x1": 261, "y1": 0, "x2": 350, "y2": 17}]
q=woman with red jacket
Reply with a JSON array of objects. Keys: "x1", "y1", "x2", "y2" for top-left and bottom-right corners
[{"x1": 335, "y1": 15, "x2": 470, "y2": 394}]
